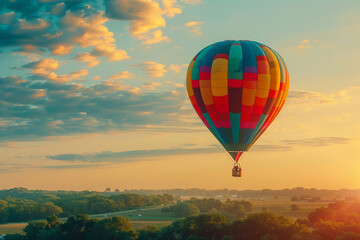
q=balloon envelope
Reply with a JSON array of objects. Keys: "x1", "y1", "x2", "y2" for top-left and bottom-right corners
[{"x1": 186, "y1": 40, "x2": 289, "y2": 162}]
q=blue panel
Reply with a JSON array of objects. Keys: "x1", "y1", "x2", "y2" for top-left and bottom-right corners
[
  {"x1": 239, "y1": 41, "x2": 257, "y2": 67},
  {"x1": 191, "y1": 46, "x2": 211, "y2": 80}
]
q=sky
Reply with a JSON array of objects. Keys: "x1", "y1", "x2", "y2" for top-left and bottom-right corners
[{"x1": 0, "y1": 0, "x2": 359, "y2": 191}]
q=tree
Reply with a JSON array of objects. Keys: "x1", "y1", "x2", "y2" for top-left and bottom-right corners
[
  {"x1": 23, "y1": 221, "x2": 47, "y2": 240},
  {"x1": 291, "y1": 196, "x2": 299, "y2": 202},
  {"x1": 291, "y1": 204, "x2": 300, "y2": 211},
  {"x1": 88, "y1": 216, "x2": 137, "y2": 240},
  {"x1": 137, "y1": 225, "x2": 160, "y2": 240},
  {"x1": 231, "y1": 212, "x2": 296, "y2": 240},
  {"x1": 175, "y1": 202, "x2": 200, "y2": 218},
  {"x1": 46, "y1": 214, "x2": 61, "y2": 229},
  {"x1": 60, "y1": 214, "x2": 96, "y2": 240}
]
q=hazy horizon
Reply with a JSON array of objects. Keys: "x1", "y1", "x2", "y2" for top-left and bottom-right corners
[{"x1": 1, "y1": 0, "x2": 359, "y2": 190}]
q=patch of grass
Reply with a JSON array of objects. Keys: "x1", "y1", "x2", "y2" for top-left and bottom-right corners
[
  {"x1": 251, "y1": 198, "x2": 331, "y2": 220},
  {"x1": 0, "y1": 223, "x2": 26, "y2": 235}
]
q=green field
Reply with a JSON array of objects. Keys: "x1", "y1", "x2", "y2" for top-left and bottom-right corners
[
  {"x1": 252, "y1": 198, "x2": 331, "y2": 220},
  {"x1": 0, "y1": 199, "x2": 331, "y2": 235},
  {"x1": 0, "y1": 206, "x2": 177, "y2": 235}
]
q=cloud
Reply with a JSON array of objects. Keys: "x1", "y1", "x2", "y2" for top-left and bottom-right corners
[
  {"x1": 167, "y1": 64, "x2": 187, "y2": 73},
  {"x1": 140, "y1": 61, "x2": 168, "y2": 78},
  {"x1": 297, "y1": 39, "x2": 310, "y2": 49},
  {"x1": 142, "y1": 29, "x2": 170, "y2": 45},
  {"x1": 76, "y1": 52, "x2": 100, "y2": 68},
  {"x1": 0, "y1": 1, "x2": 129, "y2": 62},
  {"x1": 46, "y1": 142, "x2": 301, "y2": 163},
  {"x1": 104, "y1": 0, "x2": 165, "y2": 38},
  {"x1": 24, "y1": 58, "x2": 60, "y2": 76},
  {"x1": 51, "y1": 44, "x2": 74, "y2": 55},
  {"x1": 162, "y1": 0, "x2": 182, "y2": 17},
  {"x1": 282, "y1": 137, "x2": 356, "y2": 147},
  {"x1": 251, "y1": 144, "x2": 294, "y2": 152},
  {"x1": 110, "y1": 71, "x2": 136, "y2": 80},
  {"x1": 0, "y1": 12, "x2": 17, "y2": 25},
  {"x1": 0, "y1": 75, "x2": 186, "y2": 142},
  {"x1": 180, "y1": 0, "x2": 202, "y2": 4},
  {"x1": 23, "y1": 59, "x2": 89, "y2": 82},
  {"x1": 47, "y1": 147, "x2": 221, "y2": 162},
  {"x1": 185, "y1": 21, "x2": 203, "y2": 35},
  {"x1": 61, "y1": 11, "x2": 130, "y2": 61},
  {"x1": 104, "y1": 0, "x2": 181, "y2": 44},
  {"x1": 142, "y1": 82, "x2": 162, "y2": 90},
  {"x1": 287, "y1": 90, "x2": 338, "y2": 105}
]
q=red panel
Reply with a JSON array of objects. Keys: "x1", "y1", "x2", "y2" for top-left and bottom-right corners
[
  {"x1": 228, "y1": 79, "x2": 243, "y2": 88},
  {"x1": 256, "y1": 55, "x2": 268, "y2": 61},
  {"x1": 279, "y1": 82, "x2": 285, "y2": 90},
  {"x1": 192, "y1": 80, "x2": 199, "y2": 88},
  {"x1": 199, "y1": 72, "x2": 211, "y2": 80},
  {"x1": 257, "y1": 61, "x2": 269, "y2": 74},
  {"x1": 213, "y1": 53, "x2": 229, "y2": 60},
  {"x1": 243, "y1": 72, "x2": 257, "y2": 81},
  {"x1": 240, "y1": 121, "x2": 250, "y2": 128},
  {"x1": 190, "y1": 96, "x2": 210, "y2": 128},
  {"x1": 252, "y1": 104, "x2": 264, "y2": 114},
  {"x1": 213, "y1": 95, "x2": 228, "y2": 104},
  {"x1": 268, "y1": 89, "x2": 278, "y2": 98}
]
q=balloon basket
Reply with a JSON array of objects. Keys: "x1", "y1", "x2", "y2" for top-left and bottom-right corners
[{"x1": 232, "y1": 163, "x2": 242, "y2": 177}]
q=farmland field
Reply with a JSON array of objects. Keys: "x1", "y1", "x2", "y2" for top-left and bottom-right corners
[{"x1": 0, "y1": 199, "x2": 332, "y2": 235}]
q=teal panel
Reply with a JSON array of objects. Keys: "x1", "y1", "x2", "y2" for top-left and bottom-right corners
[{"x1": 230, "y1": 112, "x2": 241, "y2": 143}]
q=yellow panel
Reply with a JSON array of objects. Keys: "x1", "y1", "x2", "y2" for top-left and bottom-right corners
[
  {"x1": 211, "y1": 71, "x2": 227, "y2": 80},
  {"x1": 186, "y1": 61, "x2": 194, "y2": 97},
  {"x1": 211, "y1": 58, "x2": 228, "y2": 72},
  {"x1": 242, "y1": 88, "x2": 256, "y2": 105},
  {"x1": 211, "y1": 79, "x2": 228, "y2": 88},
  {"x1": 257, "y1": 74, "x2": 270, "y2": 90},
  {"x1": 211, "y1": 58, "x2": 228, "y2": 97},
  {"x1": 256, "y1": 88, "x2": 269, "y2": 98},
  {"x1": 212, "y1": 87, "x2": 228, "y2": 97},
  {"x1": 261, "y1": 46, "x2": 280, "y2": 91}
]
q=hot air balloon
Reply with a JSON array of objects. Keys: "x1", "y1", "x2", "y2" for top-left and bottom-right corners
[{"x1": 186, "y1": 40, "x2": 289, "y2": 177}]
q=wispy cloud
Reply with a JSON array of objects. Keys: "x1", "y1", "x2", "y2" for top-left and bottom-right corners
[
  {"x1": 297, "y1": 39, "x2": 310, "y2": 49},
  {"x1": 46, "y1": 147, "x2": 221, "y2": 162},
  {"x1": 22, "y1": 59, "x2": 89, "y2": 82},
  {"x1": 110, "y1": 71, "x2": 136, "y2": 80},
  {"x1": 180, "y1": 0, "x2": 202, "y2": 4},
  {"x1": 76, "y1": 53, "x2": 100, "y2": 68},
  {"x1": 142, "y1": 29, "x2": 170, "y2": 45},
  {"x1": 185, "y1": 21, "x2": 203, "y2": 35},
  {"x1": 167, "y1": 64, "x2": 187, "y2": 73},
  {"x1": 287, "y1": 89, "x2": 346, "y2": 106},
  {"x1": 282, "y1": 137, "x2": 357, "y2": 147},
  {"x1": 140, "y1": 61, "x2": 168, "y2": 78}
]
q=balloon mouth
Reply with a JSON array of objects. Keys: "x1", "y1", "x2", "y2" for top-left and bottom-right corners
[{"x1": 228, "y1": 151, "x2": 244, "y2": 162}]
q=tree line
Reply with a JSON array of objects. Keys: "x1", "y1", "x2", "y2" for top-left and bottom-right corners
[
  {"x1": 5, "y1": 201, "x2": 360, "y2": 240},
  {"x1": 0, "y1": 193, "x2": 175, "y2": 224},
  {"x1": 162, "y1": 198, "x2": 253, "y2": 220}
]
